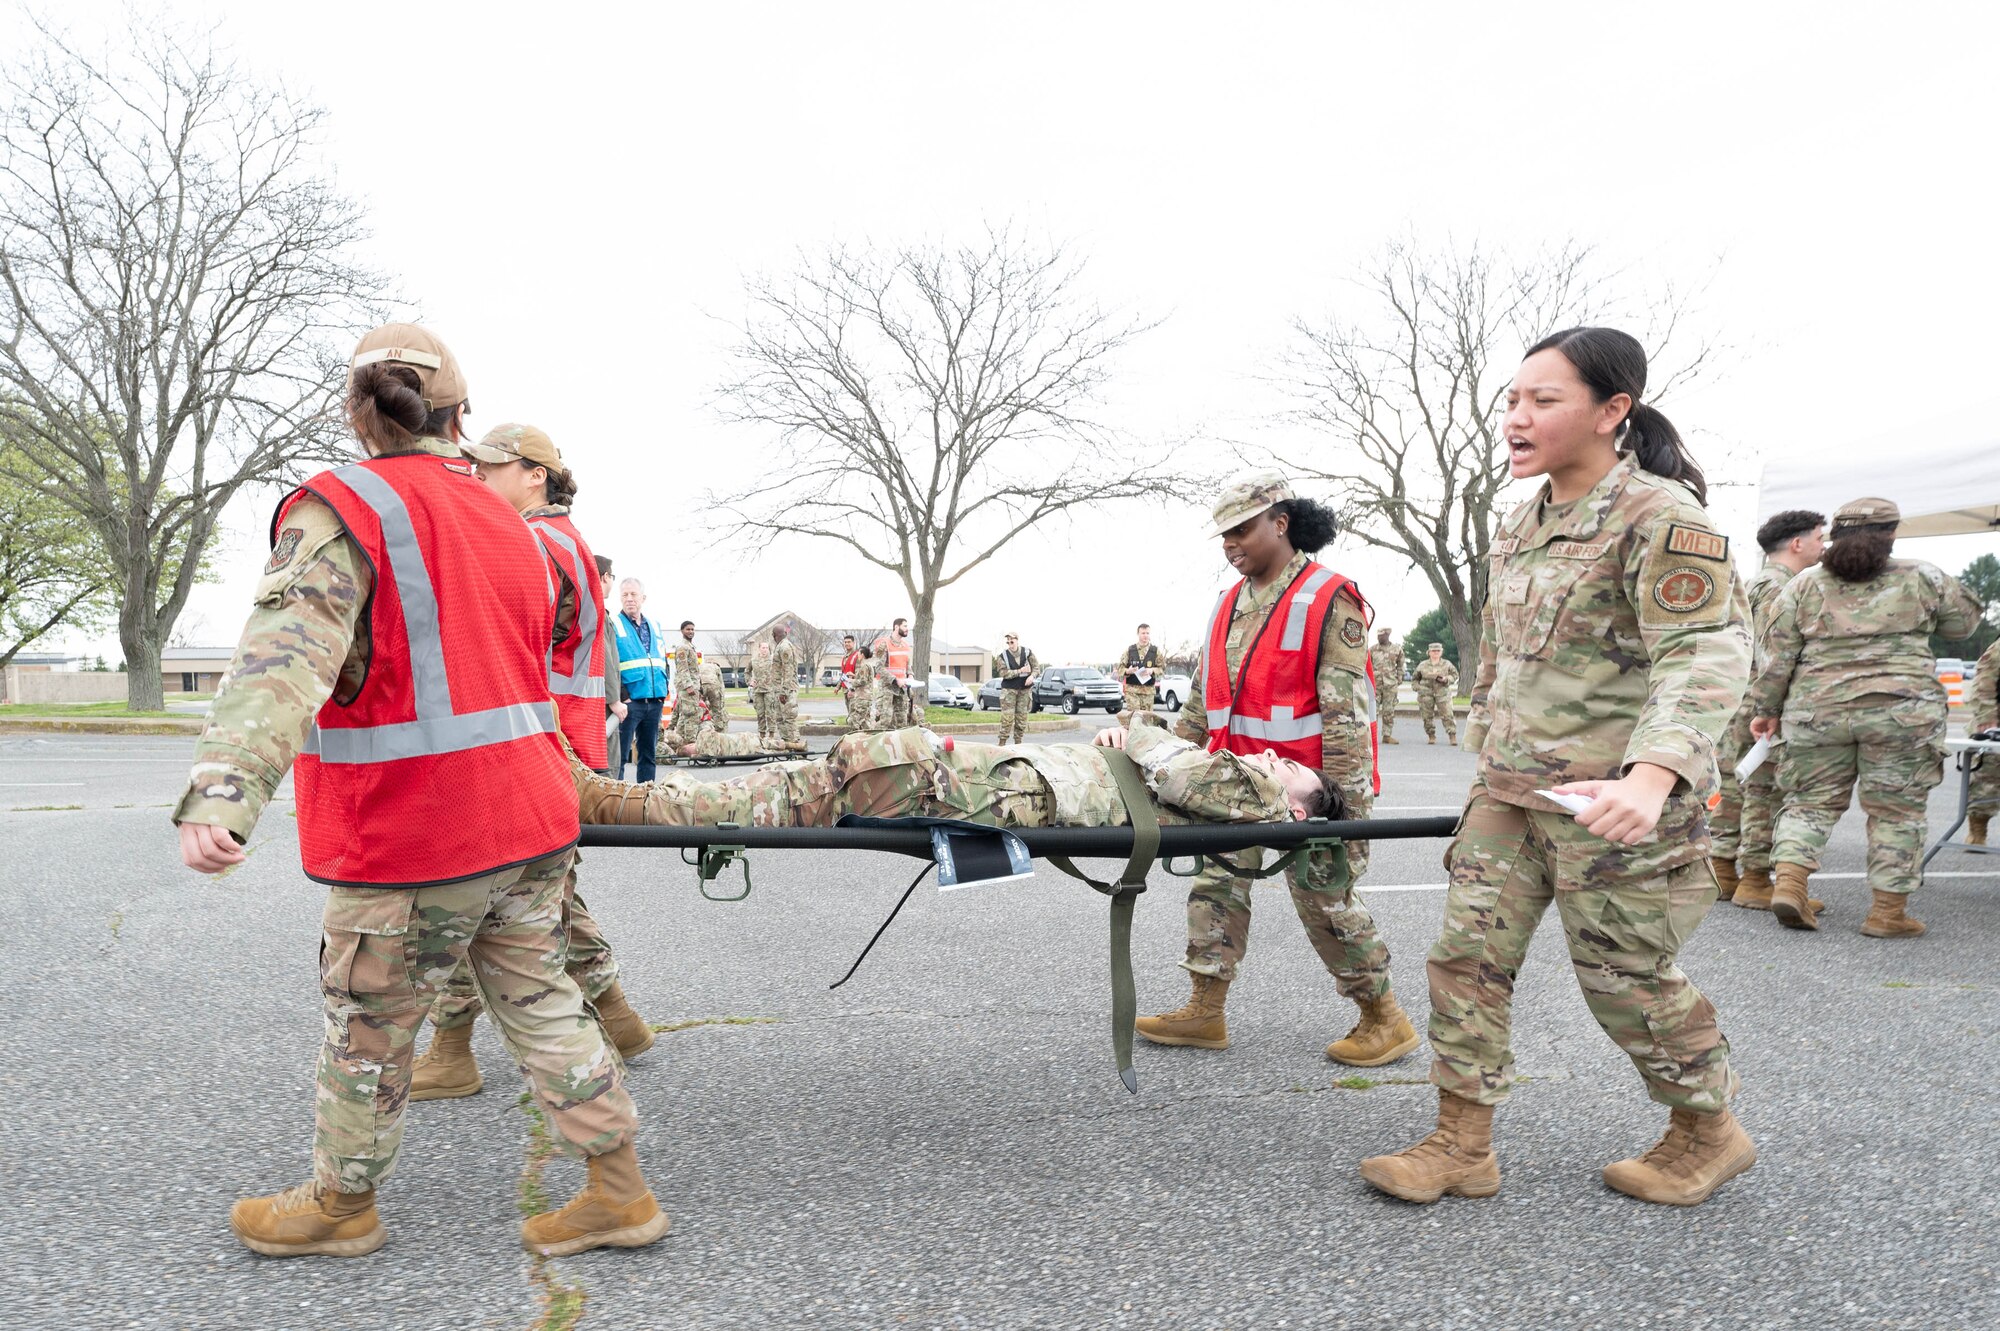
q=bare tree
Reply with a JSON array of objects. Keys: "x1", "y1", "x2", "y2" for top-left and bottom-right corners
[
  {"x1": 710, "y1": 227, "x2": 1171, "y2": 677},
  {"x1": 1261, "y1": 238, "x2": 1719, "y2": 664},
  {"x1": 0, "y1": 16, "x2": 386, "y2": 709},
  {"x1": 782, "y1": 616, "x2": 840, "y2": 683}
]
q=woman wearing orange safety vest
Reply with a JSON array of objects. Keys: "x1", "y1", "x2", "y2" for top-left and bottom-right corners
[
  {"x1": 1136, "y1": 472, "x2": 1417, "y2": 1069},
  {"x1": 401, "y1": 422, "x2": 656, "y2": 1105},
  {"x1": 174, "y1": 325, "x2": 668, "y2": 1261}
]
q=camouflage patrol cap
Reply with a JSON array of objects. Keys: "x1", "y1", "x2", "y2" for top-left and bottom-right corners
[
  {"x1": 1831, "y1": 496, "x2": 1900, "y2": 529},
  {"x1": 1207, "y1": 471, "x2": 1294, "y2": 538},
  {"x1": 349, "y1": 323, "x2": 468, "y2": 410},
  {"x1": 463, "y1": 422, "x2": 561, "y2": 469},
  {"x1": 1376, "y1": 627, "x2": 1391, "y2": 639},
  {"x1": 1428, "y1": 642, "x2": 1444, "y2": 650}
]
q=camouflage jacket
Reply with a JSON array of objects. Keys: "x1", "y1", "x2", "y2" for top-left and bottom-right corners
[
  {"x1": 1120, "y1": 643, "x2": 1162, "y2": 685},
  {"x1": 1174, "y1": 550, "x2": 1374, "y2": 819},
  {"x1": 1369, "y1": 643, "x2": 1404, "y2": 688},
  {"x1": 1744, "y1": 556, "x2": 1795, "y2": 673},
  {"x1": 995, "y1": 720, "x2": 1293, "y2": 827},
  {"x1": 699, "y1": 660, "x2": 727, "y2": 713},
  {"x1": 671, "y1": 638, "x2": 702, "y2": 689},
  {"x1": 1973, "y1": 636, "x2": 2000, "y2": 734},
  {"x1": 1465, "y1": 452, "x2": 1751, "y2": 810},
  {"x1": 992, "y1": 646, "x2": 1039, "y2": 684},
  {"x1": 1748, "y1": 559, "x2": 1982, "y2": 719},
  {"x1": 769, "y1": 640, "x2": 801, "y2": 693},
  {"x1": 1413, "y1": 659, "x2": 1459, "y2": 694},
  {"x1": 750, "y1": 651, "x2": 777, "y2": 690},
  {"x1": 849, "y1": 658, "x2": 877, "y2": 693}
]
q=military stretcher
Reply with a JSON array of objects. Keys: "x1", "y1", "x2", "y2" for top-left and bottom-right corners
[{"x1": 580, "y1": 747, "x2": 1457, "y2": 1092}]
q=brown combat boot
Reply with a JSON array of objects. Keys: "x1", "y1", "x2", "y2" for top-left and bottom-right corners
[
  {"x1": 1602, "y1": 1107, "x2": 1756, "y2": 1206},
  {"x1": 230, "y1": 1181, "x2": 385, "y2": 1258},
  {"x1": 1770, "y1": 864, "x2": 1820, "y2": 931},
  {"x1": 1969, "y1": 813, "x2": 1990, "y2": 846},
  {"x1": 521, "y1": 1144, "x2": 671, "y2": 1256},
  {"x1": 1325, "y1": 993, "x2": 1421, "y2": 1067},
  {"x1": 1711, "y1": 859, "x2": 1739, "y2": 902},
  {"x1": 1358, "y1": 1092, "x2": 1500, "y2": 1203},
  {"x1": 410, "y1": 1022, "x2": 482, "y2": 1102},
  {"x1": 1135, "y1": 973, "x2": 1230, "y2": 1049},
  {"x1": 1732, "y1": 867, "x2": 1775, "y2": 910},
  {"x1": 593, "y1": 981, "x2": 656, "y2": 1059},
  {"x1": 1860, "y1": 889, "x2": 1926, "y2": 938}
]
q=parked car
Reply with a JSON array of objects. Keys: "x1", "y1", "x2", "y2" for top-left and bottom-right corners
[
  {"x1": 818, "y1": 667, "x2": 842, "y2": 687},
  {"x1": 720, "y1": 667, "x2": 747, "y2": 689},
  {"x1": 1033, "y1": 665, "x2": 1124, "y2": 715},
  {"x1": 1153, "y1": 672, "x2": 1192, "y2": 711},
  {"x1": 978, "y1": 678, "x2": 1005, "y2": 710},
  {"x1": 928, "y1": 673, "x2": 972, "y2": 708}
]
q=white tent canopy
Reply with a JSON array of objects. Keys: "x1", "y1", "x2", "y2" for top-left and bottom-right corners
[{"x1": 1758, "y1": 400, "x2": 2000, "y2": 539}]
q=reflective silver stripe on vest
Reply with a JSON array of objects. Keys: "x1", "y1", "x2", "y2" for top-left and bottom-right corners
[
  {"x1": 307, "y1": 463, "x2": 556, "y2": 764},
  {"x1": 528, "y1": 519, "x2": 603, "y2": 699},
  {"x1": 1203, "y1": 587, "x2": 1234, "y2": 733},
  {"x1": 1279, "y1": 566, "x2": 1339, "y2": 651},
  {"x1": 1226, "y1": 705, "x2": 1323, "y2": 743}
]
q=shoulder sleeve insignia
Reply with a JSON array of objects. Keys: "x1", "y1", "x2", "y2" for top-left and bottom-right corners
[
  {"x1": 1339, "y1": 617, "x2": 1367, "y2": 648},
  {"x1": 1664, "y1": 524, "x2": 1729, "y2": 562},
  {"x1": 265, "y1": 527, "x2": 303, "y2": 574},
  {"x1": 1652, "y1": 566, "x2": 1717, "y2": 613}
]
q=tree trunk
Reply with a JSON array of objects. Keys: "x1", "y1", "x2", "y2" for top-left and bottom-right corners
[
  {"x1": 911, "y1": 590, "x2": 937, "y2": 693},
  {"x1": 122, "y1": 616, "x2": 164, "y2": 711},
  {"x1": 1446, "y1": 603, "x2": 1479, "y2": 685}
]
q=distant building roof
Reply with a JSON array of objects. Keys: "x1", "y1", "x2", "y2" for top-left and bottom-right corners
[
  {"x1": 7, "y1": 651, "x2": 86, "y2": 666},
  {"x1": 162, "y1": 647, "x2": 236, "y2": 662}
]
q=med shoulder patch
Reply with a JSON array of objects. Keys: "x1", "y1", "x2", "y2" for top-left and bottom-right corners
[
  {"x1": 1652, "y1": 566, "x2": 1717, "y2": 614},
  {"x1": 1664, "y1": 524, "x2": 1729, "y2": 562}
]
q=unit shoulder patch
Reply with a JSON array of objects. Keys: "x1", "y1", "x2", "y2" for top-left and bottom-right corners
[
  {"x1": 1663, "y1": 524, "x2": 1729, "y2": 562},
  {"x1": 1340, "y1": 617, "x2": 1367, "y2": 648},
  {"x1": 1652, "y1": 566, "x2": 1717, "y2": 614},
  {"x1": 265, "y1": 528, "x2": 303, "y2": 574}
]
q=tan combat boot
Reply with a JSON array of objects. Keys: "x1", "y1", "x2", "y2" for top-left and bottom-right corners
[
  {"x1": 1968, "y1": 813, "x2": 1989, "y2": 846},
  {"x1": 230, "y1": 1181, "x2": 385, "y2": 1258},
  {"x1": 1770, "y1": 864, "x2": 1820, "y2": 931},
  {"x1": 1325, "y1": 993, "x2": 1421, "y2": 1067},
  {"x1": 1358, "y1": 1092, "x2": 1500, "y2": 1203},
  {"x1": 410, "y1": 1022, "x2": 482, "y2": 1102},
  {"x1": 1732, "y1": 867, "x2": 1775, "y2": 910},
  {"x1": 1860, "y1": 889, "x2": 1926, "y2": 938},
  {"x1": 521, "y1": 1144, "x2": 671, "y2": 1256},
  {"x1": 1711, "y1": 859, "x2": 1739, "y2": 902},
  {"x1": 593, "y1": 981, "x2": 657, "y2": 1059},
  {"x1": 1602, "y1": 1107, "x2": 1756, "y2": 1206},
  {"x1": 1135, "y1": 973, "x2": 1230, "y2": 1049}
]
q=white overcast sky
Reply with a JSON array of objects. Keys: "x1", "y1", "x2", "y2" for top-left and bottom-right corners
[{"x1": 21, "y1": 0, "x2": 2000, "y2": 662}]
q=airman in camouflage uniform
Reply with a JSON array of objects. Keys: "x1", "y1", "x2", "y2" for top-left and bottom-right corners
[
  {"x1": 1360, "y1": 436, "x2": 1752, "y2": 1208},
  {"x1": 1968, "y1": 636, "x2": 2000, "y2": 844},
  {"x1": 992, "y1": 634, "x2": 1039, "y2": 744},
  {"x1": 667, "y1": 626, "x2": 703, "y2": 746},
  {"x1": 749, "y1": 642, "x2": 777, "y2": 746},
  {"x1": 846, "y1": 650, "x2": 878, "y2": 731},
  {"x1": 1412, "y1": 643, "x2": 1459, "y2": 744},
  {"x1": 1747, "y1": 497, "x2": 1982, "y2": 936},
  {"x1": 769, "y1": 627, "x2": 805, "y2": 750},
  {"x1": 700, "y1": 658, "x2": 728, "y2": 725},
  {"x1": 1370, "y1": 629, "x2": 1404, "y2": 744}
]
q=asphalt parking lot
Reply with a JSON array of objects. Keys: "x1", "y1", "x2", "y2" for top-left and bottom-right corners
[{"x1": 2, "y1": 723, "x2": 1996, "y2": 1330}]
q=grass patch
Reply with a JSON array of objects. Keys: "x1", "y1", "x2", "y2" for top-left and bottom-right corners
[
  {"x1": 1334, "y1": 1075, "x2": 1378, "y2": 1090},
  {"x1": 649, "y1": 1014, "x2": 782, "y2": 1034},
  {"x1": 0, "y1": 701, "x2": 189, "y2": 718},
  {"x1": 1882, "y1": 980, "x2": 1916, "y2": 989},
  {"x1": 11, "y1": 803, "x2": 83, "y2": 812},
  {"x1": 515, "y1": 1093, "x2": 589, "y2": 1330}
]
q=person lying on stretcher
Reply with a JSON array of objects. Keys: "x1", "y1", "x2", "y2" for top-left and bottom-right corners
[
  {"x1": 578, "y1": 715, "x2": 1340, "y2": 830},
  {"x1": 657, "y1": 718, "x2": 787, "y2": 762}
]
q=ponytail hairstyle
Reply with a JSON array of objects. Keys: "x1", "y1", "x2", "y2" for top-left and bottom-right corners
[
  {"x1": 1526, "y1": 326, "x2": 1707, "y2": 504},
  {"x1": 1821, "y1": 522, "x2": 1897, "y2": 584},
  {"x1": 1267, "y1": 496, "x2": 1340, "y2": 555},
  {"x1": 346, "y1": 363, "x2": 463, "y2": 454},
  {"x1": 537, "y1": 459, "x2": 580, "y2": 507}
]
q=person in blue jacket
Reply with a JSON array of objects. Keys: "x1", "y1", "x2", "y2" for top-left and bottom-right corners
[{"x1": 611, "y1": 577, "x2": 669, "y2": 781}]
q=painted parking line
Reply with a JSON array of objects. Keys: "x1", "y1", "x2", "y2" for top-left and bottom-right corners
[
  {"x1": 1354, "y1": 871, "x2": 2000, "y2": 894},
  {"x1": 1373, "y1": 805, "x2": 1464, "y2": 811},
  {"x1": 0, "y1": 782, "x2": 85, "y2": 787}
]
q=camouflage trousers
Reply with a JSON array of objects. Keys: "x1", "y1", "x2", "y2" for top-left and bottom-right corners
[
  {"x1": 428, "y1": 857, "x2": 619, "y2": 1030},
  {"x1": 1120, "y1": 685, "x2": 1153, "y2": 727},
  {"x1": 667, "y1": 696, "x2": 703, "y2": 747},
  {"x1": 1418, "y1": 690, "x2": 1456, "y2": 743},
  {"x1": 1773, "y1": 696, "x2": 1947, "y2": 896},
  {"x1": 997, "y1": 687, "x2": 1033, "y2": 744},
  {"x1": 1378, "y1": 685, "x2": 1399, "y2": 742},
  {"x1": 1428, "y1": 791, "x2": 1734, "y2": 1111},
  {"x1": 1710, "y1": 706, "x2": 1779, "y2": 872},
  {"x1": 771, "y1": 689, "x2": 801, "y2": 745},
  {"x1": 315, "y1": 848, "x2": 633, "y2": 1193},
  {"x1": 1180, "y1": 835, "x2": 1390, "y2": 1000},
  {"x1": 844, "y1": 684, "x2": 872, "y2": 732},
  {"x1": 880, "y1": 680, "x2": 914, "y2": 729},
  {"x1": 751, "y1": 689, "x2": 774, "y2": 741},
  {"x1": 1972, "y1": 751, "x2": 2000, "y2": 815}
]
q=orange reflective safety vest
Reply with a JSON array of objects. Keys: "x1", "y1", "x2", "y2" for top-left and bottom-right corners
[
  {"x1": 525, "y1": 508, "x2": 608, "y2": 770},
  {"x1": 277, "y1": 453, "x2": 579, "y2": 887},
  {"x1": 1201, "y1": 560, "x2": 1380, "y2": 795},
  {"x1": 875, "y1": 635, "x2": 913, "y2": 683}
]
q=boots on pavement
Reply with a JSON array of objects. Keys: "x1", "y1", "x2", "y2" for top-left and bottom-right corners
[
  {"x1": 1358, "y1": 1092, "x2": 1500, "y2": 1203},
  {"x1": 1325, "y1": 993, "x2": 1421, "y2": 1067},
  {"x1": 1731, "y1": 867, "x2": 1775, "y2": 911},
  {"x1": 1770, "y1": 864, "x2": 1820, "y2": 931},
  {"x1": 1135, "y1": 973, "x2": 1230, "y2": 1049},
  {"x1": 1861, "y1": 889, "x2": 1926, "y2": 938},
  {"x1": 1968, "y1": 812, "x2": 1989, "y2": 846},
  {"x1": 1710, "y1": 859, "x2": 1739, "y2": 902},
  {"x1": 593, "y1": 981, "x2": 657, "y2": 1059},
  {"x1": 521, "y1": 1144, "x2": 671, "y2": 1257},
  {"x1": 410, "y1": 1021, "x2": 482, "y2": 1102},
  {"x1": 1602, "y1": 1107, "x2": 1756, "y2": 1206},
  {"x1": 230, "y1": 1181, "x2": 385, "y2": 1258}
]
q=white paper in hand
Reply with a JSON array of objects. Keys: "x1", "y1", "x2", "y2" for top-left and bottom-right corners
[
  {"x1": 1537, "y1": 790, "x2": 1595, "y2": 816},
  {"x1": 1734, "y1": 736, "x2": 1772, "y2": 783}
]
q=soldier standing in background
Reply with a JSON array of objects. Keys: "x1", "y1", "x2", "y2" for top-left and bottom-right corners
[
  {"x1": 749, "y1": 641, "x2": 777, "y2": 747},
  {"x1": 667, "y1": 620, "x2": 704, "y2": 751},
  {"x1": 1371, "y1": 628, "x2": 1404, "y2": 744},
  {"x1": 847, "y1": 643, "x2": 878, "y2": 731},
  {"x1": 1711, "y1": 510, "x2": 1824, "y2": 906},
  {"x1": 1969, "y1": 636, "x2": 2000, "y2": 844},
  {"x1": 874, "y1": 618, "x2": 917, "y2": 729},
  {"x1": 1120, "y1": 624, "x2": 1164, "y2": 727},
  {"x1": 993, "y1": 632, "x2": 1039, "y2": 744},
  {"x1": 770, "y1": 624, "x2": 805, "y2": 751},
  {"x1": 1747, "y1": 497, "x2": 1982, "y2": 936},
  {"x1": 1412, "y1": 643, "x2": 1459, "y2": 745},
  {"x1": 596, "y1": 556, "x2": 626, "y2": 776}
]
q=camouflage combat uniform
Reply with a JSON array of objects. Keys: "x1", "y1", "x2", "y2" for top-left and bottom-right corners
[
  {"x1": 1172, "y1": 550, "x2": 1392, "y2": 999},
  {"x1": 668, "y1": 639, "x2": 704, "y2": 746},
  {"x1": 700, "y1": 659, "x2": 728, "y2": 727},
  {"x1": 1413, "y1": 657, "x2": 1460, "y2": 744},
  {"x1": 770, "y1": 639, "x2": 803, "y2": 746},
  {"x1": 993, "y1": 645, "x2": 1040, "y2": 745},
  {"x1": 846, "y1": 656, "x2": 878, "y2": 731},
  {"x1": 1708, "y1": 557, "x2": 1795, "y2": 872},
  {"x1": 874, "y1": 634, "x2": 916, "y2": 730},
  {"x1": 172, "y1": 439, "x2": 633, "y2": 1190},
  {"x1": 1747, "y1": 559, "x2": 1981, "y2": 896},
  {"x1": 1370, "y1": 640, "x2": 1404, "y2": 743},
  {"x1": 750, "y1": 649, "x2": 778, "y2": 745},
  {"x1": 1120, "y1": 642, "x2": 1164, "y2": 725},
  {"x1": 1439, "y1": 452, "x2": 1750, "y2": 1111},
  {"x1": 1970, "y1": 637, "x2": 2000, "y2": 816}
]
